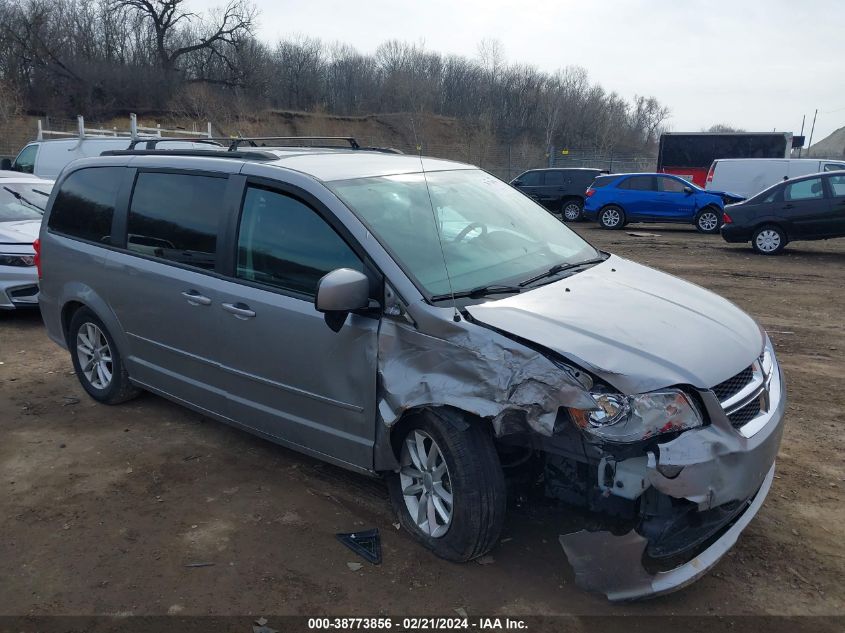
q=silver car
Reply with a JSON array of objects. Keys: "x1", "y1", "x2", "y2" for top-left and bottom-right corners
[
  {"x1": 0, "y1": 176, "x2": 53, "y2": 309},
  {"x1": 37, "y1": 147, "x2": 785, "y2": 600}
]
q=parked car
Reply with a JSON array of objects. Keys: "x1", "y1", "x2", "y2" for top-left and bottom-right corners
[
  {"x1": 706, "y1": 158, "x2": 845, "y2": 199},
  {"x1": 0, "y1": 175, "x2": 53, "y2": 309},
  {"x1": 583, "y1": 173, "x2": 741, "y2": 233},
  {"x1": 2, "y1": 137, "x2": 220, "y2": 179},
  {"x1": 38, "y1": 145, "x2": 784, "y2": 601},
  {"x1": 511, "y1": 168, "x2": 607, "y2": 221},
  {"x1": 721, "y1": 171, "x2": 845, "y2": 254}
]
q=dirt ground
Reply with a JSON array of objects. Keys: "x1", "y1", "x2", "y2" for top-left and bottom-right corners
[{"x1": 1, "y1": 224, "x2": 843, "y2": 619}]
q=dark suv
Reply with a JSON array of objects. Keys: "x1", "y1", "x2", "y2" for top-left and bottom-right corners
[{"x1": 511, "y1": 168, "x2": 606, "y2": 221}]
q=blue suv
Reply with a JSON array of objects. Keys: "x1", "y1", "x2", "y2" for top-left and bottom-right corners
[{"x1": 583, "y1": 173, "x2": 729, "y2": 233}]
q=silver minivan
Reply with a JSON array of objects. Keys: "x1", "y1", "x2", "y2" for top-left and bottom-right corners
[{"x1": 37, "y1": 146, "x2": 786, "y2": 601}]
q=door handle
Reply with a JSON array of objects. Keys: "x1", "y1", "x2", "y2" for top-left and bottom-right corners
[
  {"x1": 181, "y1": 290, "x2": 211, "y2": 306},
  {"x1": 222, "y1": 302, "x2": 256, "y2": 319},
  {"x1": 783, "y1": 204, "x2": 795, "y2": 209}
]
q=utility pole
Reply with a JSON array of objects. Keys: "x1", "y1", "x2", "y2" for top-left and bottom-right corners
[
  {"x1": 797, "y1": 114, "x2": 805, "y2": 158},
  {"x1": 807, "y1": 109, "x2": 818, "y2": 156}
]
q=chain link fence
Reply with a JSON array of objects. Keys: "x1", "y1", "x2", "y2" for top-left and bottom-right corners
[{"x1": 549, "y1": 148, "x2": 656, "y2": 173}]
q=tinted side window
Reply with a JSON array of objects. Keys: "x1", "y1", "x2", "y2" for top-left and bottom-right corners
[
  {"x1": 236, "y1": 186, "x2": 363, "y2": 296},
  {"x1": 544, "y1": 171, "x2": 568, "y2": 186},
  {"x1": 518, "y1": 171, "x2": 542, "y2": 186},
  {"x1": 13, "y1": 144, "x2": 38, "y2": 174},
  {"x1": 619, "y1": 176, "x2": 656, "y2": 191},
  {"x1": 823, "y1": 163, "x2": 845, "y2": 172},
  {"x1": 127, "y1": 172, "x2": 227, "y2": 270},
  {"x1": 657, "y1": 176, "x2": 687, "y2": 193},
  {"x1": 828, "y1": 175, "x2": 845, "y2": 197},
  {"x1": 590, "y1": 176, "x2": 615, "y2": 188},
  {"x1": 785, "y1": 178, "x2": 824, "y2": 201},
  {"x1": 48, "y1": 167, "x2": 123, "y2": 243}
]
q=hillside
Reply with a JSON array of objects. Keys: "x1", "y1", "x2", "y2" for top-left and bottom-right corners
[
  {"x1": 807, "y1": 125, "x2": 845, "y2": 158},
  {"x1": 0, "y1": 110, "x2": 551, "y2": 180}
]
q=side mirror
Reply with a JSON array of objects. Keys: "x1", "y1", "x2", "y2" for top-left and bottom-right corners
[
  {"x1": 0, "y1": 158, "x2": 11, "y2": 170},
  {"x1": 512, "y1": 179, "x2": 523, "y2": 186},
  {"x1": 683, "y1": 186, "x2": 693, "y2": 194},
  {"x1": 315, "y1": 268, "x2": 371, "y2": 332}
]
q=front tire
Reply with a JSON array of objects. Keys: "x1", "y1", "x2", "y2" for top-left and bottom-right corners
[
  {"x1": 751, "y1": 225, "x2": 787, "y2": 255},
  {"x1": 387, "y1": 411, "x2": 506, "y2": 562},
  {"x1": 695, "y1": 207, "x2": 721, "y2": 234},
  {"x1": 69, "y1": 307, "x2": 140, "y2": 404},
  {"x1": 561, "y1": 199, "x2": 583, "y2": 222},
  {"x1": 598, "y1": 205, "x2": 625, "y2": 229}
]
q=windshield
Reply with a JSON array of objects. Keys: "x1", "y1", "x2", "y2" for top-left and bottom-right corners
[
  {"x1": 0, "y1": 183, "x2": 53, "y2": 221},
  {"x1": 329, "y1": 169, "x2": 600, "y2": 298}
]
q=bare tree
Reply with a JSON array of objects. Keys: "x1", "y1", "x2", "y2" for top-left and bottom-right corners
[{"x1": 110, "y1": 0, "x2": 256, "y2": 75}]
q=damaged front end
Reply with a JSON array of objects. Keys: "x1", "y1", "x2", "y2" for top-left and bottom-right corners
[
  {"x1": 557, "y1": 336, "x2": 785, "y2": 600},
  {"x1": 377, "y1": 281, "x2": 785, "y2": 601}
]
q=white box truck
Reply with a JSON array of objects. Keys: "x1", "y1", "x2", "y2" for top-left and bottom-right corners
[{"x1": 705, "y1": 158, "x2": 845, "y2": 199}]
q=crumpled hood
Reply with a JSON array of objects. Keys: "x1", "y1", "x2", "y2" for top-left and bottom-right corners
[
  {"x1": 465, "y1": 255, "x2": 764, "y2": 394},
  {"x1": 0, "y1": 220, "x2": 40, "y2": 245}
]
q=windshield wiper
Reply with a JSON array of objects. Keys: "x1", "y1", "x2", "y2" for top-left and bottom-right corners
[
  {"x1": 3, "y1": 186, "x2": 45, "y2": 212},
  {"x1": 518, "y1": 255, "x2": 607, "y2": 287},
  {"x1": 430, "y1": 284, "x2": 523, "y2": 302}
]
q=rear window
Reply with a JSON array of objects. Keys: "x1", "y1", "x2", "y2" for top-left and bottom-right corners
[
  {"x1": 48, "y1": 167, "x2": 123, "y2": 243},
  {"x1": 590, "y1": 176, "x2": 615, "y2": 188},
  {"x1": 516, "y1": 171, "x2": 542, "y2": 186},
  {"x1": 126, "y1": 172, "x2": 227, "y2": 270}
]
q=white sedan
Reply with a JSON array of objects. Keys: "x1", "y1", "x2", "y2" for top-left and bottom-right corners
[{"x1": 0, "y1": 175, "x2": 53, "y2": 310}]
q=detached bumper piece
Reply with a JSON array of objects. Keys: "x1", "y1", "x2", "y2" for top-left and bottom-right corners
[{"x1": 559, "y1": 463, "x2": 775, "y2": 601}]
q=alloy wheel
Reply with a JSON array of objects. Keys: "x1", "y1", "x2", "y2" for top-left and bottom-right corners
[
  {"x1": 602, "y1": 208, "x2": 621, "y2": 228},
  {"x1": 563, "y1": 203, "x2": 581, "y2": 221},
  {"x1": 399, "y1": 430, "x2": 453, "y2": 538},
  {"x1": 76, "y1": 322, "x2": 113, "y2": 389},
  {"x1": 755, "y1": 229, "x2": 781, "y2": 253},
  {"x1": 698, "y1": 211, "x2": 719, "y2": 232}
]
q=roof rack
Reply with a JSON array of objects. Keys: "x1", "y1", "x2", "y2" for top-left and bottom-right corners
[
  {"x1": 228, "y1": 136, "x2": 360, "y2": 150},
  {"x1": 37, "y1": 113, "x2": 213, "y2": 142},
  {"x1": 100, "y1": 149, "x2": 279, "y2": 161}
]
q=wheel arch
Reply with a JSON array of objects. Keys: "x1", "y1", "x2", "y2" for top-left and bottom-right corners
[
  {"x1": 57, "y1": 285, "x2": 130, "y2": 355},
  {"x1": 375, "y1": 405, "x2": 492, "y2": 472}
]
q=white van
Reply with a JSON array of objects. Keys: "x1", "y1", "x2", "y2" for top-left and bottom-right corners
[
  {"x1": 6, "y1": 137, "x2": 220, "y2": 179},
  {"x1": 705, "y1": 158, "x2": 845, "y2": 199}
]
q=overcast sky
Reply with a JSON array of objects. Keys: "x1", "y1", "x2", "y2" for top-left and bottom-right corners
[{"x1": 200, "y1": 0, "x2": 844, "y2": 144}]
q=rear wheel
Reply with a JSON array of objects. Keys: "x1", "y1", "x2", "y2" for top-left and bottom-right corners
[
  {"x1": 387, "y1": 411, "x2": 506, "y2": 562},
  {"x1": 69, "y1": 308, "x2": 139, "y2": 404},
  {"x1": 751, "y1": 225, "x2": 787, "y2": 255},
  {"x1": 598, "y1": 205, "x2": 625, "y2": 229},
  {"x1": 561, "y1": 199, "x2": 583, "y2": 222},
  {"x1": 695, "y1": 207, "x2": 721, "y2": 234}
]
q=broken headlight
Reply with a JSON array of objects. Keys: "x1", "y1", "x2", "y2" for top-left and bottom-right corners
[{"x1": 568, "y1": 388, "x2": 703, "y2": 444}]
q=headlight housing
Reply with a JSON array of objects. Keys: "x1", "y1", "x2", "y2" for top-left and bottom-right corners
[
  {"x1": 0, "y1": 254, "x2": 35, "y2": 267},
  {"x1": 569, "y1": 388, "x2": 703, "y2": 444}
]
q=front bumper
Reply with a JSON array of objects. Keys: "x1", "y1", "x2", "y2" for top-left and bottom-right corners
[
  {"x1": 0, "y1": 266, "x2": 39, "y2": 309},
  {"x1": 560, "y1": 360, "x2": 786, "y2": 600},
  {"x1": 560, "y1": 463, "x2": 775, "y2": 601}
]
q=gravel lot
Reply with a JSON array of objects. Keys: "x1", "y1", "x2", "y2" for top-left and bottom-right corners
[{"x1": 1, "y1": 224, "x2": 843, "y2": 619}]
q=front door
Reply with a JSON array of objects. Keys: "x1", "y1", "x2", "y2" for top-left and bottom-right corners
[
  {"x1": 781, "y1": 176, "x2": 831, "y2": 239},
  {"x1": 217, "y1": 183, "x2": 379, "y2": 470},
  {"x1": 824, "y1": 174, "x2": 845, "y2": 237},
  {"x1": 655, "y1": 175, "x2": 697, "y2": 221}
]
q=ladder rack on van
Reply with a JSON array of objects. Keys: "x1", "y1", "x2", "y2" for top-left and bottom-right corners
[{"x1": 36, "y1": 114, "x2": 213, "y2": 142}]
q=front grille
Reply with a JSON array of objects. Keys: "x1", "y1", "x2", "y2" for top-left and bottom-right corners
[
  {"x1": 728, "y1": 398, "x2": 762, "y2": 427},
  {"x1": 712, "y1": 366, "x2": 754, "y2": 402}
]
